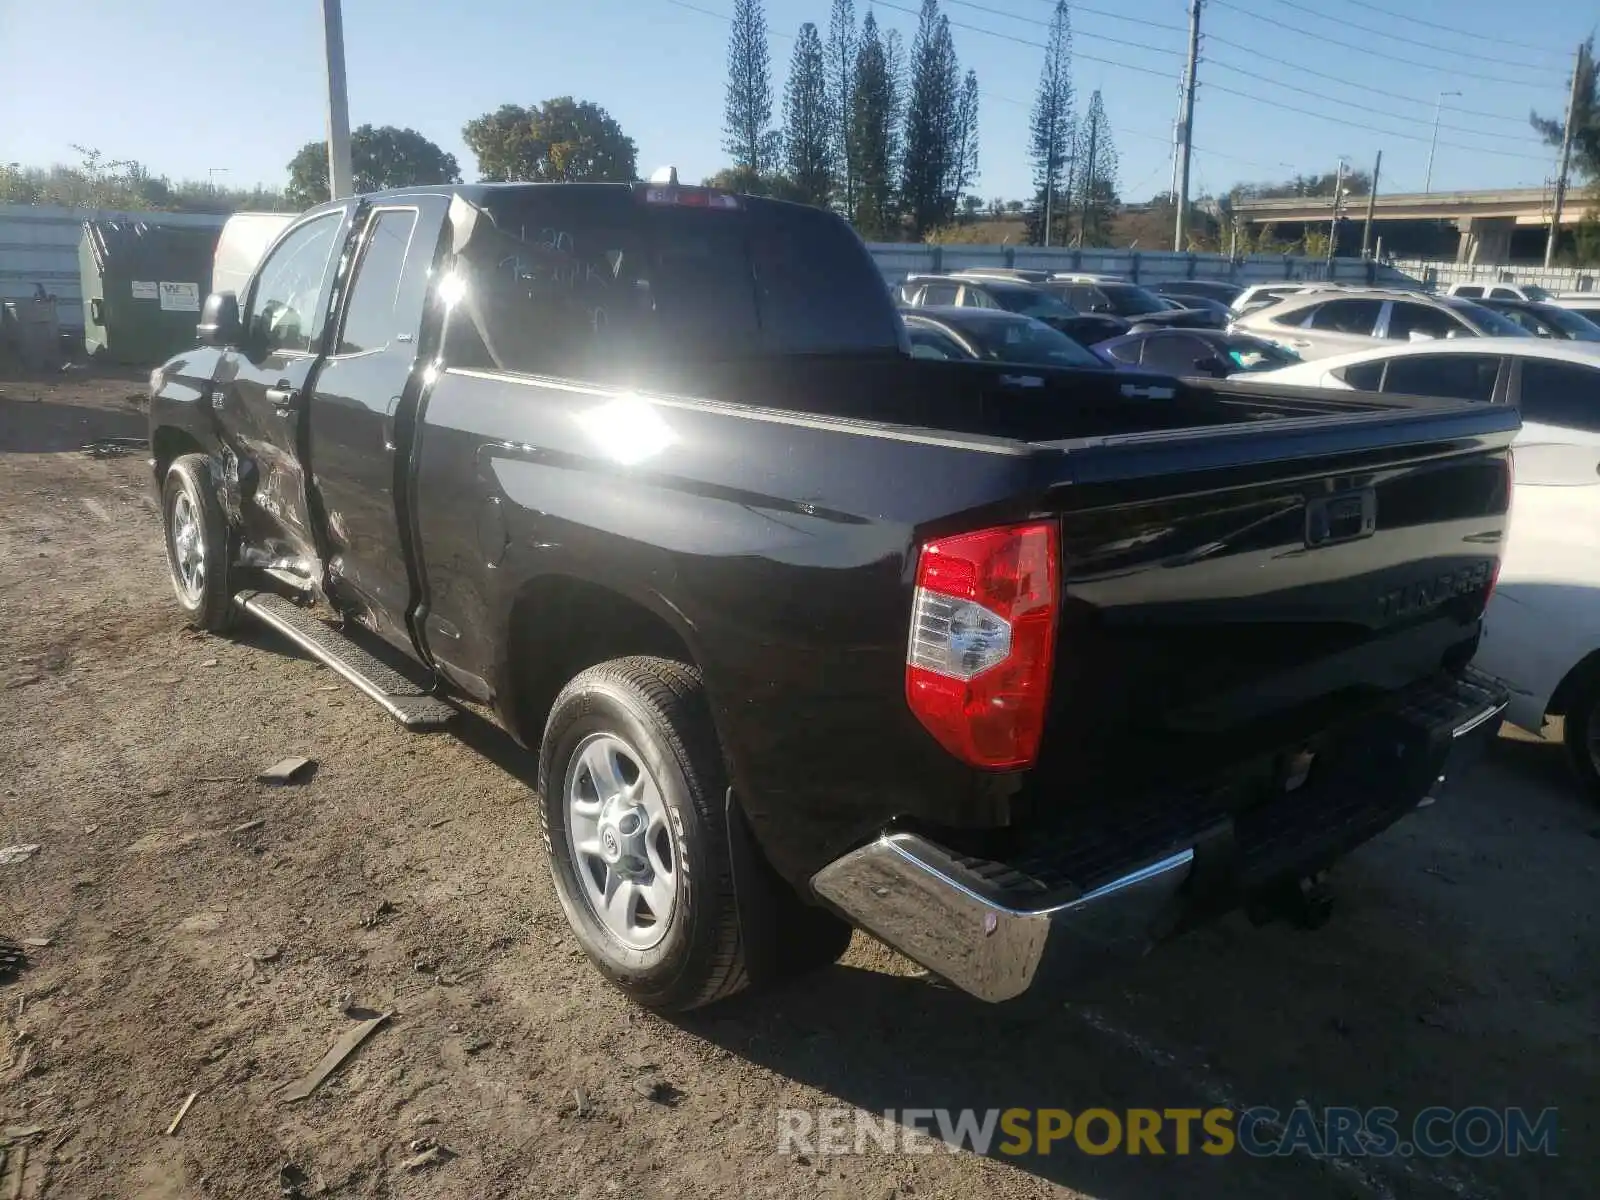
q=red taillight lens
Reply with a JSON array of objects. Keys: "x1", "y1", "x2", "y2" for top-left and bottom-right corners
[{"x1": 905, "y1": 522, "x2": 1060, "y2": 770}]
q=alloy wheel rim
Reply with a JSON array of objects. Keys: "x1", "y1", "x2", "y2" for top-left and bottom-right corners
[
  {"x1": 564, "y1": 732, "x2": 678, "y2": 951},
  {"x1": 170, "y1": 489, "x2": 205, "y2": 603}
]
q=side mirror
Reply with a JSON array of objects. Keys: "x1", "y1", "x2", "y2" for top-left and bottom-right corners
[
  {"x1": 1193, "y1": 354, "x2": 1232, "y2": 377},
  {"x1": 196, "y1": 291, "x2": 241, "y2": 347}
]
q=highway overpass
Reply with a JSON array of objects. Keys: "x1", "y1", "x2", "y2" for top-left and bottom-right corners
[{"x1": 1232, "y1": 187, "x2": 1590, "y2": 264}]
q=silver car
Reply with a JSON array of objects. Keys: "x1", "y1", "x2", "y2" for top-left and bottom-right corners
[{"x1": 1231, "y1": 288, "x2": 1531, "y2": 361}]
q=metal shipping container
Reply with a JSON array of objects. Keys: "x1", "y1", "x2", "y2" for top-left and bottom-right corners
[{"x1": 80, "y1": 219, "x2": 221, "y2": 364}]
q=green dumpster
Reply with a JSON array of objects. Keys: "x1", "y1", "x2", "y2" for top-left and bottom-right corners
[{"x1": 80, "y1": 220, "x2": 222, "y2": 365}]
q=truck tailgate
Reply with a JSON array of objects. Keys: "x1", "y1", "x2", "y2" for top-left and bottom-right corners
[{"x1": 1029, "y1": 399, "x2": 1516, "y2": 798}]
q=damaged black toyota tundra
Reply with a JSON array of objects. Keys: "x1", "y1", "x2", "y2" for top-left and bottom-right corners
[{"x1": 147, "y1": 179, "x2": 1513, "y2": 1010}]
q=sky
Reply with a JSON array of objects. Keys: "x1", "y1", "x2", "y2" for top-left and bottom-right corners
[{"x1": 0, "y1": 0, "x2": 1594, "y2": 206}]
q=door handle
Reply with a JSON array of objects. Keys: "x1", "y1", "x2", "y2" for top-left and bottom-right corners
[
  {"x1": 265, "y1": 384, "x2": 300, "y2": 413},
  {"x1": 1289, "y1": 339, "x2": 1312, "y2": 348}
]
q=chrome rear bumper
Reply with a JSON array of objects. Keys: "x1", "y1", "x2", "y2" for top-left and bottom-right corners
[
  {"x1": 811, "y1": 834, "x2": 1194, "y2": 1003},
  {"x1": 813, "y1": 674, "x2": 1508, "y2": 1004}
]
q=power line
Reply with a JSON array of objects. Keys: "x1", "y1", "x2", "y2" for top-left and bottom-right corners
[
  {"x1": 1021, "y1": 0, "x2": 1189, "y2": 36},
  {"x1": 870, "y1": 0, "x2": 1181, "y2": 80},
  {"x1": 944, "y1": 0, "x2": 1185, "y2": 58},
  {"x1": 663, "y1": 0, "x2": 792, "y2": 38},
  {"x1": 1342, "y1": 0, "x2": 1570, "y2": 57},
  {"x1": 1204, "y1": 31, "x2": 1534, "y2": 125},
  {"x1": 1260, "y1": 0, "x2": 1559, "y2": 71},
  {"x1": 1208, "y1": 0, "x2": 1559, "y2": 90},
  {"x1": 1204, "y1": 57, "x2": 1546, "y2": 145},
  {"x1": 1202, "y1": 79, "x2": 1558, "y2": 163}
]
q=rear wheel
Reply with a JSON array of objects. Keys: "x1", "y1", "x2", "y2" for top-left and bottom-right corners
[
  {"x1": 539, "y1": 657, "x2": 748, "y2": 1010},
  {"x1": 161, "y1": 454, "x2": 235, "y2": 632},
  {"x1": 1560, "y1": 680, "x2": 1600, "y2": 805}
]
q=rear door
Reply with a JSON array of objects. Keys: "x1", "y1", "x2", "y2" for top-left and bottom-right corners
[
  {"x1": 216, "y1": 206, "x2": 352, "y2": 576},
  {"x1": 1279, "y1": 298, "x2": 1384, "y2": 359},
  {"x1": 308, "y1": 197, "x2": 448, "y2": 648}
]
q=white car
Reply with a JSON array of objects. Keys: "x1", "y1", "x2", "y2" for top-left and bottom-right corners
[
  {"x1": 1231, "y1": 288, "x2": 1531, "y2": 361},
  {"x1": 1445, "y1": 281, "x2": 1553, "y2": 302},
  {"x1": 1257, "y1": 338, "x2": 1600, "y2": 798}
]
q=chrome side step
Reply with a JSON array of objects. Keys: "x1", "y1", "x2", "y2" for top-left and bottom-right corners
[{"x1": 234, "y1": 590, "x2": 456, "y2": 730}]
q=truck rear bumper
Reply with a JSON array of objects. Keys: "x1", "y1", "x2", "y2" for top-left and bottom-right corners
[{"x1": 811, "y1": 670, "x2": 1508, "y2": 1004}]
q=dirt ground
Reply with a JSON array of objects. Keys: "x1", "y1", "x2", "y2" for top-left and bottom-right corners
[{"x1": 1, "y1": 370, "x2": 1596, "y2": 1200}]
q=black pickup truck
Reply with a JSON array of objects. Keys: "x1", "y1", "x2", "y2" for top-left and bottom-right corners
[{"x1": 148, "y1": 179, "x2": 1513, "y2": 1011}]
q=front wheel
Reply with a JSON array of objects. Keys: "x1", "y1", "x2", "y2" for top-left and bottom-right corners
[
  {"x1": 161, "y1": 454, "x2": 235, "y2": 632},
  {"x1": 538, "y1": 657, "x2": 748, "y2": 1011}
]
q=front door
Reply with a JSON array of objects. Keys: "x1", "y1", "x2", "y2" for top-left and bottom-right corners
[
  {"x1": 215, "y1": 206, "x2": 352, "y2": 577},
  {"x1": 308, "y1": 197, "x2": 448, "y2": 648}
]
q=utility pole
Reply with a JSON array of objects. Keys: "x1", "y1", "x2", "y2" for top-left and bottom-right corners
[
  {"x1": 321, "y1": 0, "x2": 354, "y2": 201},
  {"x1": 1546, "y1": 43, "x2": 1587, "y2": 268},
  {"x1": 1327, "y1": 157, "x2": 1346, "y2": 268},
  {"x1": 1079, "y1": 107, "x2": 1099, "y2": 247},
  {"x1": 1423, "y1": 90, "x2": 1460, "y2": 194},
  {"x1": 1173, "y1": 0, "x2": 1201, "y2": 251},
  {"x1": 1361, "y1": 150, "x2": 1382, "y2": 258}
]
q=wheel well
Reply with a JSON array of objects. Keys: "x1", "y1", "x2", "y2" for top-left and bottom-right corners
[
  {"x1": 151, "y1": 426, "x2": 204, "y2": 479},
  {"x1": 505, "y1": 576, "x2": 700, "y2": 746},
  {"x1": 1545, "y1": 649, "x2": 1600, "y2": 718}
]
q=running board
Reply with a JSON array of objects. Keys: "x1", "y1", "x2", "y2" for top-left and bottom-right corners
[{"x1": 234, "y1": 590, "x2": 456, "y2": 730}]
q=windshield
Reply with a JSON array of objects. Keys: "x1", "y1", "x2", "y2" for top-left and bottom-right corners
[
  {"x1": 991, "y1": 288, "x2": 1077, "y2": 319},
  {"x1": 1225, "y1": 335, "x2": 1302, "y2": 371},
  {"x1": 964, "y1": 316, "x2": 1105, "y2": 368},
  {"x1": 1102, "y1": 285, "x2": 1174, "y2": 317},
  {"x1": 1457, "y1": 302, "x2": 1535, "y2": 338},
  {"x1": 1522, "y1": 285, "x2": 1553, "y2": 301},
  {"x1": 1538, "y1": 305, "x2": 1600, "y2": 340}
]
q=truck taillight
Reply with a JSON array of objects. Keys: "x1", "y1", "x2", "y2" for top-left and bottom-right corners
[{"x1": 905, "y1": 522, "x2": 1059, "y2": 770}]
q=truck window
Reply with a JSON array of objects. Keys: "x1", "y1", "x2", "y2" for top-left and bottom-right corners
[
  {"x1": 1452, "y1": 285, "x2": 1483, "y2": 298},
  {"x1": 442, "y1": 188, "x2": 899, "y2": 382},
  {"x1": 246, "y1": 212, "x2": 342, "y2": 355},
  {"x1": 337, "y1": 208, "x2": 420, "y2": 355}
]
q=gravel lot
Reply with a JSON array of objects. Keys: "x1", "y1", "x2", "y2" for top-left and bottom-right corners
[{"x1": 1, "y1": 370, "x2": 1596, "y2": 1199}]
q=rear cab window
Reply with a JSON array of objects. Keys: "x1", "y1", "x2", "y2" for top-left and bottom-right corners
[{"x1": 441, "y1": 187, "x2": 901, "y2": 381}]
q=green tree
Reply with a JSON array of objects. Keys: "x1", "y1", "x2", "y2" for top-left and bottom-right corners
[
  {"x1": 1074, "y1": 89, "x2": 1119, "y2": 246},
  {"x1": 850, "y1": 11, "x2": 902, "y2": 240},
  {"x1": 724, "y1": 0, "x2": 779, "y2": 174},
  {"x1": 783, "y1": 23, "x2": 835, "y2": 207},
  {"x1": 950, "y1": 70, "x2": 980, "y2": 214},
  {"x1": 286, "y1": 125, "x2": 459, "y2": 207},
  {"x1": 900, "y1": 0, "x2": 962, "y2": 239},
  {"x1": 462, "y1": 99, "x2": 635, "y2": 184},
  {"x1": 1026, "y1": 0, "x2": 1075, "y2": 246},
  {"x1": 1533, "y1": 40, "x2": 1600, "y2": 185},
  {"x1": 826, "y1": 0, "x2": 858, "y2": 217}
]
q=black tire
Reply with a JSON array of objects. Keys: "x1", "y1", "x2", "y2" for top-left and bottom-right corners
[
  {"x1": 1561, "y1": 681, "x2": 1600, "y2": 805},
  {"x1": 161, "y1": 454, "x2": 235, "y2": 633},
  {"x1": 538, "y1": 657, "x2": 747, "y2": 1011}
]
